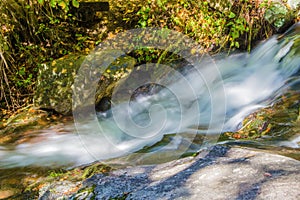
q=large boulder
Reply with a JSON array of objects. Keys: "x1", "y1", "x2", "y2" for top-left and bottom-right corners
[
  {"x1": 34, "y1": 53, "x2": 136, "y2": 115},
  {"x1": 34, "y1": 54, "x2": 85, "y2": 115},
  {"x1": 38, "y1": 145, "x2": 300, "y2": 199}
]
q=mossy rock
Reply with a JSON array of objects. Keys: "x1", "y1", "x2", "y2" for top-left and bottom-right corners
[
  {"x1": 224, "y1": 91, "x2": 300, "y2": 140},
  {"x1": 34, "y1": 54, "x2": 85, "y2": 115},
  {"x1": 32, "y1": 163, "x2": 112, "y2": 199},
  {"x1": 277, "y1": 22, "x2": 300, "y2": 77},
  {"x1": 0, "y1": 108, "x2": 49, "y2": 144},
  {"x1": 34, "y1": 53, "x2": 136, "y2": 115},
  {"x1": 94, "y1": 55, "x2": 136, "y2": 108},
  {"x1": 72, "y1": 51, "x2": 136, "y2": 114}
]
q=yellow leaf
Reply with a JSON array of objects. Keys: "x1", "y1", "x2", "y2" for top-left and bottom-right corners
[
  {"x1": 58, "y1": 1, "x2": 67, "y2": 9},
  {"x1": 52, "y1": 67, "x2": 57, "y2": 73},
  {"x1": 190, "y1": 48, "x2": 197, "y2": 55},
  {"x1": 51, "y1": 60, "x2": 57, "y2": 66}
]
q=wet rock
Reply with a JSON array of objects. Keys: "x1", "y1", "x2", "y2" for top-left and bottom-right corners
[
  {"x1": 0, "y1": 189, "x2": 16, "y2": 199},
  {"x1": 71, "y1": 52, "x2": 136, "y2": 116},
  {"x1": 277, "y1": 22, "x2": 300, "y2": 78},
  {"x1": 94, "y1": 55, "x2": 136, "y2": 106},
  {"x1": 46, "y1": 145, "x2": 300, "y2": 199},
  {"x1": 223, "y1": 90, "x2": 300, "y2": 144},
  {"x1": 0, "y1": 108, "x2": 49, "y2": 144},
  {"x1": 95, "y1": 97, "x2": 111, "y2": 112}
]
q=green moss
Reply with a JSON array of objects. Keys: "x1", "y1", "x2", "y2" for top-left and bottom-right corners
[
  {"x1": 81, "y1": 163, "x2": 111, "y2": 179},
  {"x1": 223, "y1": 91, "x2": 300, "y2": 140},
  {"x1": 34, "y1": 54, "x2": 85, "y2": 114},
  {"x1": 0, "y1": 108, "x2": 50, "y2": 144}
]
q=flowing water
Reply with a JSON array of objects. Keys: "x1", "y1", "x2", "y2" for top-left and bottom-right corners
[
  {"x1": 0, "y1": 24, "x2": 300, "y2": 197},
  {"x1": 1, "y1": 24, "x2": 300, "y2": 169}
]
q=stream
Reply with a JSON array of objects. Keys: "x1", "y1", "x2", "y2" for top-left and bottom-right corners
[{"x1": 0, "y1": 24, "x2": 300, "y2": 198}]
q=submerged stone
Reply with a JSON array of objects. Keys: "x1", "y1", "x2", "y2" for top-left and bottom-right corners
[{"x1": 224, "y1": 91, "x2": 300, "y2": 140}]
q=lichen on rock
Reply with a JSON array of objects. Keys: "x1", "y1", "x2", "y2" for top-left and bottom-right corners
[
  {"x1": 34, "y1": 52, "x2": 136, "y2": 115},
  {"x1": 34, "y1": 54, "x2": 85, "y2": 115}
]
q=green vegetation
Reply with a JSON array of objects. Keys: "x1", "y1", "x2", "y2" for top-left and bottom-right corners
[
  {"x1": 135, "y1": 0, "x2": 276, "y2": 51},
  {"x1": 47, "y1": 162, "x2": 111, "y2": 180},
  {"x1": 0, "y1": 0, "x2": 293, "y2": 114},
  {"x1": 0, "y1": 0, "x2": 85, "y2": 112}
]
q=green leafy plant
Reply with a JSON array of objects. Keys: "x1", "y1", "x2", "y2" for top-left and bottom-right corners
[
  {"x1": 226, "y1": 13, "x2": 249, "y2": 48},
  {"x1": 48, "y1": 0, "x2": 80, "y2": 12},
  {"x1": 133, "y1": 0, "x2": 274, "y2": 53},
  {"x1": 0, "y1": 0, "x2": 277, "y2": 113},
  {"x1": 137, "y1": 5, "x2": 151, "y2": 28},
  {"x1": 264, "y1": 2, "x2": 293, "y2": 29},
  {"x1": 0, "y1": 0, "x2": 85, "y2": 111}
]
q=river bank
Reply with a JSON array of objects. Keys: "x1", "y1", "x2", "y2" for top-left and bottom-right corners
[{"x1": 0, "y1": 1, "x2": 299, "y2": 199}]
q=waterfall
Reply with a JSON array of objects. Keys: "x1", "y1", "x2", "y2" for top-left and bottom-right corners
[{"x1": 0, "y1": 24, "x2": 299, "y2": 168}]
